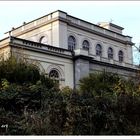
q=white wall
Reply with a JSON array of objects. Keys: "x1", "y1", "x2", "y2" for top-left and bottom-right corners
[
  {"x1": 67, "y1": 25, "x2": 133, "y2": 65},
  {"x1": 9, "y1": 10, "x2": 133, "y2": 66},
  {"x1": 12, "y1": 47, "x2": 74, "y2": 88}
]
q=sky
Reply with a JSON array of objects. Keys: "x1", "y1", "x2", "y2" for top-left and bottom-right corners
[{"x1": 0, "y1": 1, "x2": 140, "y2": 64}]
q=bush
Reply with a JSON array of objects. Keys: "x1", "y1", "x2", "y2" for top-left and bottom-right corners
[
  {"x1": 0, "y1": 57, "x2": 40, "y2": 84},
  {"x1": 0, "y1": 59, "x2": 140, "y2": 135}
]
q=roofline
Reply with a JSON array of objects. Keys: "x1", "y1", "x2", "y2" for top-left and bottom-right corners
[
  {"x1": 5, "y1": 10, "x2": 66, "y2": 34},
  {"x1": 74, "y1": 54, "x2": 138, "y2": 72},
  {"x1": 4, "y1": 15, "x2": 134, "y2": 46},
  {"x1": 10, "y1": 36, "x2": 72, "y2": 52},
  {"x1": 0, "y1": 36, "x2": 9, "y2": 42},
  {"x1": 67, "y1": 15, "x2": 131, "y2": 38},
  {"x1": 5, "y1": 10, "x2": 129, "y2": 38},
  {"x1": 61, "y1": 17, "x2": 134, "y2": 45}
]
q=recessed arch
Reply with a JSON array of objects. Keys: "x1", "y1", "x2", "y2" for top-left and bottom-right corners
[
  {"x1": 47, "y1": 64, "x2": 65, "y2": 87},
  {"x1": 67, "y1": 33, "x2": 77, "y2": 51},
  {"x1": 47, "y1": 64, "x2": 65, "y2": 80},
  {"x1": 118, "y1": 50, "x2": 124, "y2": 62},
  {"x1": 108, "y1": 47, "x2": 113, "y2": 59},
  {"x1": 95, "y1": 43, "x2": 102, "y2": 56},
  {"x1": 68, "y1": 36, "x2": 76, "y2": 51},
  {"x1": 38, "y1": 35, "x2": 48, "y2": 45},
  {"x1": 82, "y1": 39, "x2": 90, "y2": 50},
  {"x1": 49, "y1": 69, "x2": 60, "y2": 83}
]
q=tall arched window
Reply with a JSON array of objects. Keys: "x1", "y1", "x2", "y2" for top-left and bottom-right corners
[
  {"x1": 49, "y1": 69, "x2": 59, "y2": 83},
  {"x1": 68, "y1": 36, "x2": 76, "y2": 51},
  {"x1": 118, "y1": 50, "x2": 124, "y2": 62},
  {"x1": 108, "y1": 47, "x2": 113, "y2": 59},
  {"x1": 39, "y1": 36, "x2": 48, "y2": 44},
  {"x1": 82, "y1": 40, "x2": 89, "y2": 50},
  {"x1": 96, "y1": 44, "x2": 102, "y2": 56}
]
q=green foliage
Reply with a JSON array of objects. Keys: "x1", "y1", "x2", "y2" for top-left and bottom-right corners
[
  {"x1": 78, "y1": 71, "x2": 140, "y2": 135},
  {"x1": 0, "y1": 57, "x2": 41, "y2": 84},
  {"x1": 79, "y1": 71, "x2": 120, "y2": 96},
  {"x1": 0, "y1": 58, "x2": 140, "y2": 135}
]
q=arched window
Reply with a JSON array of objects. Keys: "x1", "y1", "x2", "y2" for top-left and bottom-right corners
[
  {"x1": 82, "y1": 40, "x2": 89, "y2": 50},
  {"x1": 96, "y1": 44, "x2": 102, "y2": 56},
  {"x1": 49, "y1": 69, "x2": 59, "y2": 79},
  {"x1": 108, "y1": 47, "x2": 113, "y2": 59},
  {"x1": 49, "y1": 69, "x2": 59, "y2": 83},
  {"x1": 39, "y1": 36, "x2": 48, "y2": 44},
  {"x1": 68, "y1": 36, "x2": 76, "y2": 51},
  {"x1": 118, "y1": 50, "x2": 124, "y2": 62}
]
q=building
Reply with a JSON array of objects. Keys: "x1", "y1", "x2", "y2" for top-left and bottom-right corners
[{"x1": 0, "y1": 10, "x2": 138, "y2": 88}]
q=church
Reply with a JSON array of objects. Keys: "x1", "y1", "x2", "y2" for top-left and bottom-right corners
[{"x1": 0, "y1": 10, "x2": 138, "y2": 88}]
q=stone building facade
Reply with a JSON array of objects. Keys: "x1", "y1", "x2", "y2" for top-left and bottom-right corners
[{"x1": 0, "y1": 10, "x2": 138, "y2": 88}]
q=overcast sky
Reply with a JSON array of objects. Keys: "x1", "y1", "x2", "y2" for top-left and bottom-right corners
[{"x1": 0, "y1": 1, "x2": 140, "y2": 63}]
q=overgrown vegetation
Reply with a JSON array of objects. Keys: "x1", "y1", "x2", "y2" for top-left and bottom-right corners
[{"x1": 0, "y1": 57, "x2": 140, "y2": 135}]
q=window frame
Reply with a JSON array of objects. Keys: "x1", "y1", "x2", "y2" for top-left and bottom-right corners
[
  {"x1": 68, "y1": 35, "x2": 76, "y2": 51},
  {"x1": 82, "y1": 40, "x2": 90, "y2": 50},
  {"x1": 49, "y1": 69, "x2": 59, "y2": 79},
  {"x1": 118, "y1": 50, "x2": 124, "y2": 62},
  {"x1": 108, "y1": 47, "x2": 113, "y2": 59},
  {"x1": 96, "y1": 44, "x2": 102, "y2": 56}
]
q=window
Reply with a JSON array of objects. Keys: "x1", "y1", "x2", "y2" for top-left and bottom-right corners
[
  {"x1": 108, "y1": 47, "x2": 113, "y2": 59},
  {"x1": 118, "y1": 50, "x2": 124, "y2": 62},
  {"x1": 49, "y1": 69, "x2": 59, "y2": 79},
  {"x1": 68, "y1": 36, "x2": 76, "y2": 51},
  {"x1": 49, "y1": 69, "x2": 59, "y2": 83},
  {"x1": 39, "y1": 36, "x2": 48, "y2": 44},
  {"x1": 96, "y1": 44, "x2": 102, "y2": 56},
  {"x1": 82, "y1": 40, "x2": 89, "y2": 50}
]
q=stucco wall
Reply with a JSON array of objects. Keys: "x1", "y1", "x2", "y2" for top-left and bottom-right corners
[
  {"x1": 7, "y1": 10, "x2": 133, "y2": 67},
  {"x1": 11, "y1": 47, "x2": 74, "y2": 88},
  {"x1": 89, "y1": 62, "x2": 136, "y2": 78},
  {"x1": 67, "y1": 25, "x2": 133, "y2": 65}
]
